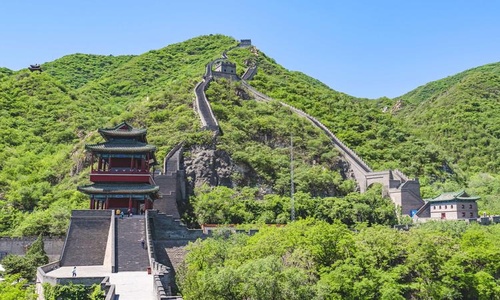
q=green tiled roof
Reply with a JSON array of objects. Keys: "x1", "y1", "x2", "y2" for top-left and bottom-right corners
[
  {"x1": 426, "y1": 190, "x2": 480, "y2": 202},
  {"x1": 86, "y1": 139, "x2": 156, "y2": 153},
  {"x1": 98, "y1": 122, "x2": 147, "y2": 141},
  {"x1": 78, "y1": 183, "x2": 159, "y2": 194}
]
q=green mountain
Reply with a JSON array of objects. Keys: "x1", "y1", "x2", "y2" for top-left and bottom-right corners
[
  {"x1": 392, "y1": 63, "x2": 500, "y2": 213},
  {"x1": 394, "y1": 62, "x2": 500, "y2": 174},
  {"x1": 0, "y1": 34, "x2": 499, "y2": 236}
]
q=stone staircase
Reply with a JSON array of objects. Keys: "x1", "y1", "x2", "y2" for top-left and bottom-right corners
[
  {"x1": 115, "y1": 216, "x2": 149, "y2": 272},
  {"x1": 154, "y1": 144, "x2": 183, "y2": 219},
  {"x1": 194, "y1": 69, "x2": 220, "y2": 133},
  {"x1": 154, "y1": 175, "x2": 181, "y2": 219},
  {"x1": 60, "y1": 210, "x2": 111, "y2": 266}
]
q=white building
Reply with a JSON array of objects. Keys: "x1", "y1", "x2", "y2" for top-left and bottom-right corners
[{"x1": 426, "y1": 190, "x2": 479, "y2": 220}]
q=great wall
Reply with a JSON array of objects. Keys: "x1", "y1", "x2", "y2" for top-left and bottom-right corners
[
  {"x1": 4, "y1": 39, "x2": 489, "y2": 300},
  {"x1": 195, "y1": 40, "x2": 424, "y2": 216}
]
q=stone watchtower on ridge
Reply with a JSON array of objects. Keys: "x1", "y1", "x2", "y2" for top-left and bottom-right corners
[
  {"x1": 214, "y1": 61, "x2": 236, "y2": 74},
  {"x1": 239, "y1": 39, "x2": 252, "y2": 47}
]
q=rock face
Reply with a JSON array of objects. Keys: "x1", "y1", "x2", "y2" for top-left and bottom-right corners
[
  {"x1": 184, "y1": 146, "x2": 356, "y2": 197},
  {"x1": 235, "y1": 87, "x2": 251, "y2": 100},
  {"x1": 184, "y1": 147, "x2": 233, "y2": 193}
]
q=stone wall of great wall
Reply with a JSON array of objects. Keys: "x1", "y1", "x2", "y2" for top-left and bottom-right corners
[
  {"x1": 0, "y1": 237, "x2": 64, "y2": 261},
  {"x1": 146, "y1": 209, "x2": 201, "y2": 298}
]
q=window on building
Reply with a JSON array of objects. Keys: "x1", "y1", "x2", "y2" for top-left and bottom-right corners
[
  {"x1": 451, "y1": 205, "x2": 453, "y2": 209},
  {"x1": 445, "y1": 205, "x2": 447, "y2": 209},
  {"x1": 470, "y1": 212, "x2": 474, "y2": 217},
  {"x1": 433, "y1": 206, "x2": 436, "y2": 209},
  {"x1": 439, "y1": 205, "x2": 441, "y2": 209},
  {"x1": 462, "y1": 205, "x2": 465, "y2": 209},
  {"x1": 462, "y1": 212, "x2": 466, "y2": 217},
  {"x1": 469, "y1": 204, "x2": 473, "y2": 209}
]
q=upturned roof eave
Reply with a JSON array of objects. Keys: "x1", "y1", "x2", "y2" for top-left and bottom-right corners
[
  {"x1": 85, "y1": 142, "x2": 157, "y2": 154},
  {"x1": 77, "y1": 184, "x2": 159, "y2": 194}
]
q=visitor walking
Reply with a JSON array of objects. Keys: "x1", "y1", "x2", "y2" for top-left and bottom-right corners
[
  {"x1": 141, "y1": 238, "x2": 145, "y2": 249},
  {"x1": 72, "y1": 266, "x2": 77, "y2": 277}
]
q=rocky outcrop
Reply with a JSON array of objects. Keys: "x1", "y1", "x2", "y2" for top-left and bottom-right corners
[
  {"x1": 390, "y1": 99, "x2": 403, "y2": 114},
  {"x1": 184, "y1": 148, "x2": 233, "y2": 193}
]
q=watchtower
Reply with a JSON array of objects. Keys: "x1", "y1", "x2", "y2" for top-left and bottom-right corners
[
  {"x1": 215, "y1": 61, "x2": 236, "y2": 74},
  {"x1": 239, "y1": 39, "x2": 252, "y2": 47}
]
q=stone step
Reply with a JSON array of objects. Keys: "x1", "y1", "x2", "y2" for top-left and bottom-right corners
[{"x1": 115, "y1": 216, "x2": 149, "y2": 272}]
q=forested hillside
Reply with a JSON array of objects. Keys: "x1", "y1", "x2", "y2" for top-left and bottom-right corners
[
  {"x1": 0, "y1": 34, "x2": 499, "y2": 233},
  {"x1": 393, "y1": 63, "x2": 500, "y2": 213},
  {"x1": 226, "y1": 47, "x2": 456, "y2": 187},
  {"x1": 225, "y1": 46, "x2": 500, "y2": 213},
  {"x1": 0, "y1": 35, "x2": 238, "y2": 236},
  {"x1": 1, "y1": 34, "x2": 499, "y2": 299}
]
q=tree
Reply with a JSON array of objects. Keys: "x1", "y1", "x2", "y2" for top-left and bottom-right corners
[{"x1": 0, "y1": 274, "x2": 36, "y2": 300}]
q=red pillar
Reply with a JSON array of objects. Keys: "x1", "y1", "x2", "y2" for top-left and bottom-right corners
[
  {"x1": 90, "y1": 155, "x2": 94, "y2": 172},
  {"x1": 105, "y1": 197, "x2": 109, "y2": 210},
  {"x1": 90, "y1": 198, "x2": 95, "y2": 209},
  {"x1": 128, "y1": 197, "x2": 132, "y2": 213}
]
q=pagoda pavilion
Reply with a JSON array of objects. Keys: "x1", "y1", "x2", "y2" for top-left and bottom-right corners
[{"x1": 78, "y1": 122, "x2": 159, "y2": 214}]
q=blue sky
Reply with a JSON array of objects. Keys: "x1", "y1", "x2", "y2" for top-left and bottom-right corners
[{"x1": 1, "y1": 0, "x2": 499, "y2": 98}]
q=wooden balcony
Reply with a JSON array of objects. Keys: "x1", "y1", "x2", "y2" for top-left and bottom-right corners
[{"x1": 90, "y1": 170, "x2": 153, "y2": 183}]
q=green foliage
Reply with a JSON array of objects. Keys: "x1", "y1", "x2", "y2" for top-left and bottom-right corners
[
  {"x1": 0, "y1": 274, "x2": 36, "y2": 300},
  {"x1": 225, "y1": 46, "x2": 500, "y2": 213},
  {"x1": 43, "y1": 282, "x2": 98, "y2": 300},
  {"x1": 396, "y1": 64, "x2": 500, "y2": 173},
  {"x1": 89, "y1": 284, "x2": 105, "y2": 300},
  {"x1": 226, "y1": 47, "x2": 450, "y2": 181},
  {"x1": 1, "y1": 33, "x2": 498, "y2": 236},
  {"x1": 178, "y1": 221, "x2": 500, "y2": 300},
  {"x1": 190, "y1": 184, "x2": 396, "y2": 227}
]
